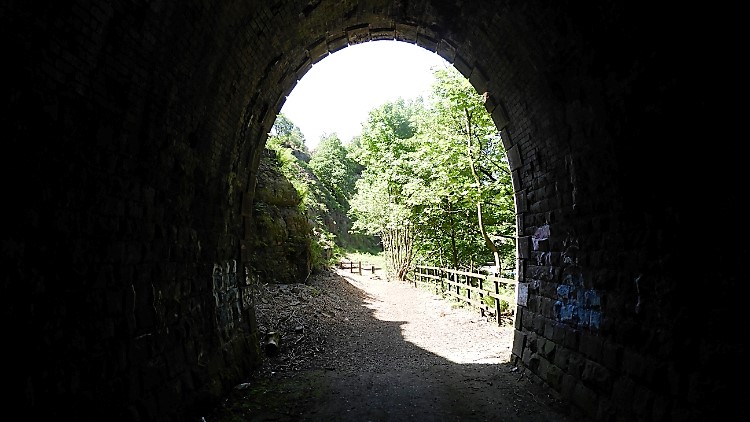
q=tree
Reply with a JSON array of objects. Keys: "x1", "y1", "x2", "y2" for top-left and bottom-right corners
[
  {"x1": 348, "y1": 98, "x2": 425, "y2": 280},
  {"x1": 309, "y1": 134, "x2": 360, "y2": 205},
  {"x1": 349, "y1": 68, "x2": 516, "y2": 276},
  {"x1": 269, "y1": 113, "x2": 308, "y2": 152}
]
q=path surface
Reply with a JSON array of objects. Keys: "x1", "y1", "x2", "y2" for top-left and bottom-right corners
[{"x1": 206, "y1": 268, "x2": 584, "y2": 421}]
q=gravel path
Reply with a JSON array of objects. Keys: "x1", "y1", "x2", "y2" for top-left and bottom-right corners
[
  {"x1": 337, "y1": 269, "x2": 512, "y2": 365},
  {"x1": 206, "y1": 268, "x2": 582, "y2": 421}
]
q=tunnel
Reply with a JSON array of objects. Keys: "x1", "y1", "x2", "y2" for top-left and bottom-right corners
[{"x1": 0, "y1": 1, "x2": 744, "y2": 421}]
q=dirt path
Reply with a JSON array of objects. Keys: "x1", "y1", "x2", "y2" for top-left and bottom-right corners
[{"x1": 206, "y1": 268, "x2": 583, "y2": 421}]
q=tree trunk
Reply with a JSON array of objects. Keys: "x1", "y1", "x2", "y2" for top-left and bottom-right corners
[
  {"x1": 446, "y1": 199, "x2": 459, "y2": 268},
  {"x1": 383, "y1": 224, "x2": 413, "y2": 281},
  {"x1": 465, "y1": 109, "x2": 501, "y2": 272},
  {"x1": 476, "y1": 202, "x2": 501, "y2": 270}
]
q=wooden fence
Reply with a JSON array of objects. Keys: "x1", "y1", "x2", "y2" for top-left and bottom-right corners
[
  {"x1": 411, "y1": 265, "x2": 517, "y2": 326},
  {"x1": 338, "y1": 260, "x2": 378, "y2": 276}
]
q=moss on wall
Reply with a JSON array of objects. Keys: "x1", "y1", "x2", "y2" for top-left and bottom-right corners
[{"x1": 248, "y1": 149, "x2": 312, "y2": 284}]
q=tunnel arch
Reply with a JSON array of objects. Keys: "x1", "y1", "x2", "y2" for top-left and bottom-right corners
[
  {"x1": 246, "y1": 8, "x2": 578, "y2": 288},
  {"x1": 2, "y1": 1, "x2": 742, "y2": 421},
  {"x1": 250, "y1": 12, "x2": 544, "y2": 197}
]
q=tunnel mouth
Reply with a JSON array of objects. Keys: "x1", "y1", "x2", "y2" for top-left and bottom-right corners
[{"x1": 265, "y1": 38, "x2": 520, "y2": 289}]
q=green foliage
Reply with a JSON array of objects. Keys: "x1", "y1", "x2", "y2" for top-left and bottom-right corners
[
  {"x1": 348, "y1": 98, "x2": 426, "y2": 233},
  {"x1": 346, "y1": 98, "x2": 426, "y2": 279},
  {"x1": 270, "y1": 113, "x2": 308, "y2": 152},
  {"x1": 344, "y1": 250, "x2": 386, "y2": 269},
  {"x1": 266, "y1": 115, "x2": 378, "y2": 272},
  {"x1": 415, "y1": 67, "x2": 515, "y2": 271},
  {"x1": 498, "y1": 299, "x2": 510, "y2": 314},
  {"x1": 309, "y1": 134, "x2": 361, "y2": 205},
  {"x1": 264, "y1": 66, "x2": 515, "y2": 277},
  {"x1": 479, "y1": 295, "x2": 510, "y2": 314},
  {"x1": 270, "y1": 147, "x2": 310, "y2": 209},
  {"x1": 309, "y1": 228, "x2": 342, "y2": 270},
  {"x1": 348, "y1": 67, "x2": 516, "y2": 275}
]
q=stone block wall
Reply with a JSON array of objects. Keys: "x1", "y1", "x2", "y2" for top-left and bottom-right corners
[{"x1": 0, "y1": 1, "x2": 742, "y2": 421}]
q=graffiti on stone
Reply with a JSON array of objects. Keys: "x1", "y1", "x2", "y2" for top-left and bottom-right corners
[
  {"x1": 551, "y1": 232, "x2": 603, "y2": 330},
  {"x1": 554, "y1": 273, "x2": 602, "y2": 330},
  {"x1": 213, "y1": 260, "x2": 243, "y2": 337},
  {"x1": 517, "y1": 282, "x2": 528, "y2": 306},
  {"x1": 532, "y1": 224, "x2": 550, "y2": 251}
]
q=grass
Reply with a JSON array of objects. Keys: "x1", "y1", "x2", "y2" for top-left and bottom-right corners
[{"x1": 342, "y1": 250, "x2": 386, "y2": 270}]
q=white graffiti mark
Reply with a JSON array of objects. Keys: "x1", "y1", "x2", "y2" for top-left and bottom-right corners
[
  {"x1": 536, "y1": 251, "x2": 552, "y2": 266},
  {"x1": 634, "y1": 274, "x2": 642, "y2": 315},
  {"x1": 562, "y1": 235, "x2": 579, "y2": 265},
  {"x1": 532, "y1": 224, "x2": 550, "y2": 251}
]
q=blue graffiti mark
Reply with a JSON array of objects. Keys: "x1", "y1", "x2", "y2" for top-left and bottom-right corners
[
  {"x1": 555, "y1": 276, "x2": 603, "y2": 330},
  {"x1": 563, "y1": 273, "x2": 584, "y2": 287},
  {"x1": 584, "y1": 289, "x2": 600, "y2": 307},
  {"x1": 559, "y1": 303, "x2": 576, "y2": 322},
  {"x1": 579, "y1": 308, "x2": 589, "y2": 324},
  {"x1": 589, "y1": 311, "x2": 601, "y2": 329}
]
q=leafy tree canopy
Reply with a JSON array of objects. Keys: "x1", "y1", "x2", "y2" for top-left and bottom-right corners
[
  {"x1": 348, "y1": 66, "x2": 516, "y2": 274},
  {"x1": 270, "y1": 113, "x2": 308, "y2": 152}
]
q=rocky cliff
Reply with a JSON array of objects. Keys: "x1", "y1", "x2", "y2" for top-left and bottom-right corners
[{"x1": 248, "y1": 148, "x2": 312, "y2": 283}]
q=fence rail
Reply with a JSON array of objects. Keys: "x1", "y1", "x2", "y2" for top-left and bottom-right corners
[
  {"x1": 412, "y1": 265, "x2": 517, "y2": 326},
  {"x1": 338, "y1": 260, "x2": 378, "y2": 276}
]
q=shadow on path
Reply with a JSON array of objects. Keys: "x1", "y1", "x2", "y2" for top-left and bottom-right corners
[{"x1": 206, "y1": 270, "x2": 581, "y2": 422}]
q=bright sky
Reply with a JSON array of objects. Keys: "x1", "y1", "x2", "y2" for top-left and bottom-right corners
[{"x1": 280, "y1": 40, "x2": 450, "y2": 150}]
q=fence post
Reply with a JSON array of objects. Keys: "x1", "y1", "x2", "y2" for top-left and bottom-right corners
[
  {"x1": 494, "y1": 280, "x2": 501, "y2": 326},
  {"x1": 479, "y1": 277, "x2": 484, "y2": 318},
  {"x1": 440, "y1": 268, "x2": 445, "y2": 294}
]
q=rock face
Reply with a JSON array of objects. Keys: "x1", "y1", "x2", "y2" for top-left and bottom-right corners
[{"x1": 249, "y1": 148, "x2": 312, "y2": 284}]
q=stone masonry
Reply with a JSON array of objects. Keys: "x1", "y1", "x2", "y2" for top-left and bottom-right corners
[{"x1": 0, "y1": 1, "x2": 743, "y2": 421}]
